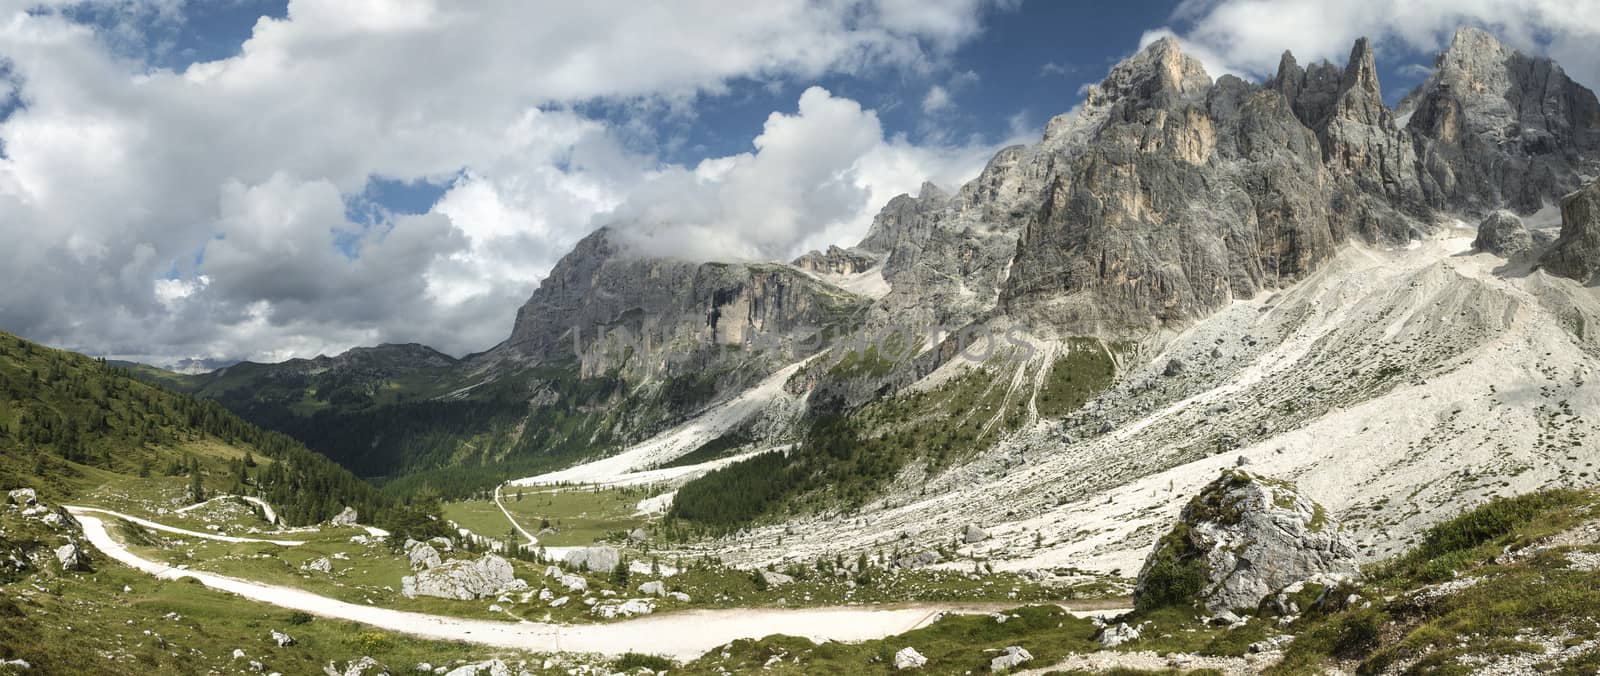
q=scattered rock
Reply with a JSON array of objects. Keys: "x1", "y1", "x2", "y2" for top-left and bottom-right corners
[
  {"x1": 760, "y1": 570, "x2": 794, "y2": 587},
  {"x1": 637, "y1": 581, "x2": 666, "y2": 597},
  {"x1": 337, "y1": 656, "x2": 387, "y2": 676},
  {"x1": 8, "y1": 488, "x2": 37, "y2": 506},
  {"x1": 303, "y1": 557, "x2": 333, "y2": 574},
  {"x1": 989, "y1": 646, "x2": 1032, "y2": 671},
  {"x1": 893, "y1": 646, "x2": 927, "y2": 670},
  {"x1": 442, "y1": 659, "x2": 510, "y2": 676},
  {"x1": 1162, "y1": 359, "x2": 1186, "y2": 377},
  {"x1": 271, "y1": 630, "x2": 296, "y2": 647},
  {"x1": 1100, "y1": 623, "x2": 1141, "y2": 648},
  {"x1": 894, "y1": 550, "x2": 942, "y2": 569},
  {"x1": 1250, "y1": 635, "x2": 1295, "y2": 653},
  {"x1": 559, "y1": 574, "x2": 588, "y2": 593},
  {"x1": 1209, "y1": 610, "x2": 1243, "y2": 626},
  {"x1": 593, "y1": 598, "x2": 654, "y2": 618},
  {"x1": 627, "y1": 528, "x2": 648, "y2": 543}
]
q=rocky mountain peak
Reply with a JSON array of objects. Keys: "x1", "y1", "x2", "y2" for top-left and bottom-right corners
[
  {"x1": 1406, "y1": 26, "x2": 1600, "y2": 214},
  {"x1": 1085, "y1": 36, "x2": 1211, "y2": 107},
  {"x1": 1340, "y1": 38, "x2": 1381, "y2": 104}
]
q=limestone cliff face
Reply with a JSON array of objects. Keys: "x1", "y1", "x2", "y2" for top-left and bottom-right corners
[
  {"x1": 488, "y1": 227, "x2": 869, "y2": 384},
  {"x1": 993, "y1": 29, "x2": 1598, "y2": 338},
  {"x1": 1404, "y1": 27, "x2": 1600, "y2": 215},
  {"x1": 1000, "y1": 37, "x2": 1360, "y2": 335}
]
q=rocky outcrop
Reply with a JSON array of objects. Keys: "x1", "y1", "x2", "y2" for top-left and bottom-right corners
[
  {"x1": 1405, "y1": 27, "x2": 1600, "y2": 215},
  {"x1": 1540, "y1": 180, "x2": 1600, "y2": 284},
  {"x1": 793, "y1": 245, "x2": 878, "y2": 276},
  {"x1": 405, "y1": 541, "x2": 442, "y2": 571},
  {"x1": 1133, "y1": 470, "x2": 1358, "y2": 613},
  {"x1": 330, "y1": 506, "x2": 359, "y2": 527},
  {"x1": 1474, "y1": 210, "x2": 1534, "y2": 260},
  {"x1": 562, "y1": 546, "x2": 620, "y2": 574},
  {"x1": 401, "y1": 554, "x2": 523, "y2": 601}
]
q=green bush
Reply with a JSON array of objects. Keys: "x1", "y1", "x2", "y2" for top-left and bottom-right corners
[
  {"x1": 1134, "y1": 523, "x2": 1209, "y2": 611},
  {"x1": 612, "y1": 652, "x2": 675, "y2": 672}
]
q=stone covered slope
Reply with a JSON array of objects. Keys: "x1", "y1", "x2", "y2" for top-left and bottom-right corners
[{"x1": 707, "y1": 228, "x2": 1600, "y2": 578}]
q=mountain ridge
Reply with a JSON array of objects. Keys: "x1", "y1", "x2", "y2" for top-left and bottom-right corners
[{"x1": 136, "y1": 28, "x2": 1600, "y2": 515}]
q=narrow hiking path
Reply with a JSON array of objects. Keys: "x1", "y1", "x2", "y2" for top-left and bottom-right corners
[
  {"x1": 172, "y1": 494, "x2": 280, "y2": 524},
  {"x1": 493, "y1": 482, "x2": 539, "y2": 545},
  {"x1": 67, "y1": 506, "x2": 305, "y2": 546}
]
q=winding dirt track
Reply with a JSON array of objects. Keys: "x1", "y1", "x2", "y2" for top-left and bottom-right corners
[{"x1": 68, "y1": 506, "x2": 1121, "y2": 659}]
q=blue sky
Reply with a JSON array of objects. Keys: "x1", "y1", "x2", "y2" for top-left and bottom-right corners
[
  {"x1": 0, "y1": 0, "x2": 1592, "y2": 363},
  {"x1": 47, "y1": 0, "x2": 1448, "y2": 223}
]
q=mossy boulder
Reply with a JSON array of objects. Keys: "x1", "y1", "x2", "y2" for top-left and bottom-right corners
[{"x1": 1133, "y1": 470, "x2": 1358, "y2": 613}]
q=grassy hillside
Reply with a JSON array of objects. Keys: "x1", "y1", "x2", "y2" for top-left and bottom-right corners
[
  {"x1": 0, "y1": 330, "x2": 389, "y2": 526},
  {"x1": 134, "y1": 349, "x2": 744, "y2": 499},
  {"x1": 668, "y1": 339, "x2": 1122, "y2": 531}
]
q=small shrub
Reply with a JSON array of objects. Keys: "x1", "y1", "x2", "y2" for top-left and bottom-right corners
[
  {"x1": 1331, "y1": 607, "x2": 1387, "y2": 656},
  {"x1": 1134, "y1": 523, "x2": 1208, "y2": 611},
  {"x1": 612, "y1": 652, "x2": 675, "y2": 672},
  {"x1": 358, "y1": 631, "x2": 390, "y2": 653}
]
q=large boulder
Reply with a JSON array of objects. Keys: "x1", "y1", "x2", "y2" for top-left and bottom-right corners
[
  {"x1": 989, "y1": 646, "x2": 1032, "y2": 671},
  {"x1": 1133, "y1": 470, "x2": 1358, "y2": 613},
  {"x1": 330, "y1": 506, "x2": 360, "y2": 527},
  {"x1": 54, "y1": 543, "x2": 85, "y2": 571},
  {"x1": 1474, "y1": 210, "x2": 1533, "y2": 260},
  {"x1": 8, "y1": 488, "x2": 37, "y2": 506},
  {"x1": 562, "y1": 546, "x2": 620, "y2": 574},
  {"x1": 961, "y1": 524, "x2": 988, "y2": 544},
  {"x1": 407, "y1": 543, "x2": 442, "y2": 571},
  {"x1": 893, "y1": 647, "x2": 927, "y2": 670},
  {"x1": 1540, "y1": 180, "x2": 1600, "y2": 284},
  {"x1": 401, "y1": 554, "x2": 521, "y2": 601}
]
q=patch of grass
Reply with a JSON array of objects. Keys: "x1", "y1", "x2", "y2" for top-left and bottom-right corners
[
  {"x1": 1036, "y1": 338, "x2": 1120, "y2": 419},
  {"x1": 1371, "y1": 489, "x2": 1588, "y2": 585}
]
